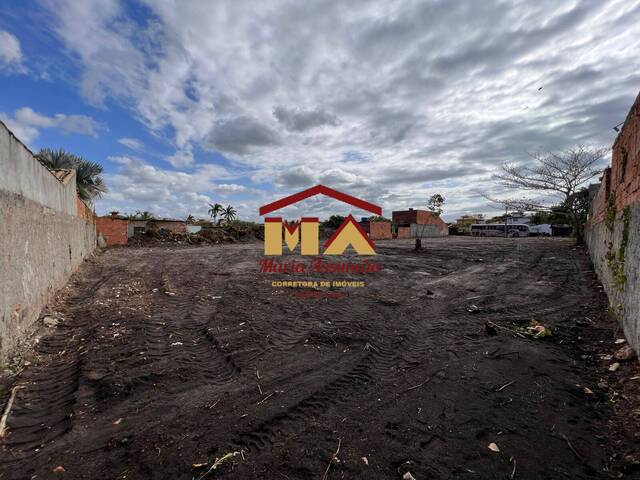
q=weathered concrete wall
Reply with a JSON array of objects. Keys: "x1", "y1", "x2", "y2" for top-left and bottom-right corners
[
  {"x1": 586, "y1": 91, "x2": 640, "y2": 353},
  {"x1": 0, "y1": 121, "x2": 96, "y2": 362},
  {"x1": 149, "y1": 220, "x2": 187, "y2": 233},
  {"x1": 586, "y1": 201, "x2": 640, "y2": 352},
  {"x1": 410, "y1": 223, "x2": 448, "y2": 237},
  {"x1": 0, "y1": 122, "x2": 77, "y2": 215}
]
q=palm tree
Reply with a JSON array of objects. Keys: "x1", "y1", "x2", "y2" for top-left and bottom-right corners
[
  {"x1": 128, "y1": 210, "x2": 154, "y2": 220},
  {"x1": 36, "y1": 148, "x2": 106, "y2": 202},
  {"x1": 222, "y1": 205, "x2": 237, "y2": 224},
  {"x1": 208, "y1": 203, "x2": 223, "y2": 224},
  {"x1": 186, "y1": 214, "x2": 195, "y2": 223}
]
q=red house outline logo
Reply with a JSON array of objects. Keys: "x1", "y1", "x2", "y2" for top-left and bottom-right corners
[{"x1": 260, "y1": 185, "x2": 382, "y2": 256}]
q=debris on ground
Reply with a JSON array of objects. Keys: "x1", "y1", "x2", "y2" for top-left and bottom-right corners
[
  {"x1": 128, "y1": 223, "x2": 263, "y2": 247},
  {"x1": 614, "y1": 344, "x2": 636, "y2": 362},
  {"x1": 485, "y1": 321, "x2": 498, "y2": 336},
  {"x1": 517, "y1": 320, "x2": 552, "y2": 338},
  {"x1": 467, "y1": 304, "x2": 481, "y2": 314},
  {"x1": 488, "y1": 442, "x2": 500, "y2": 452},
  {"x1": 43, "y1": 316, "x2": 59, "y2": 327},
  {"x1": 193, "y1": 451, "x2": 241, "y2": 479},
  {"x1": 609, "y1": 362, "x2": 620, "y2": 372}
]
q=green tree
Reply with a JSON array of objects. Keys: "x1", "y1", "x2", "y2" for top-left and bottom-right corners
[
  {"x1": 36, "y1": 148, "x2": 107, "y2": 202},
  {"x1": 221, "y1": 205, "x2": 237, "y2": 223},
  {"x1": 493, "y1": 145, "x2": 605, "y2": 244},
  {"x1": 550, "y1": 188, "x2": 590, "y2": 242},
  {"x1": 427, "y1": 194, "x2": 445, "y2": 216},
  {"x1": 322, "y1": 215, "x2": 345, "y2": 229},
  {"x1": 186, "y1": 214, "x2": 195, "y2": 223},
  {"x1": 530, "y1": 210, "x2": 551, "y2": 225},
  {"x1": 208, "y1": 203, "x2": 223, "y2": 223},
  {"x1": 128, "y1": 210, "x2": 154, "y2": 220}
]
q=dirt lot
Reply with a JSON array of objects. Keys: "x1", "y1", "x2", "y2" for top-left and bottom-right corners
[{"x1": 1, "y1": 237, "x2": 639, "y2": 479}]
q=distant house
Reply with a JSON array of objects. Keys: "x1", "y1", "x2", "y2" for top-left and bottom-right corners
[
  {"x1": 455, "y1": 214, "x2": 485, "y2": 234},
  {"x1": 96, "y1": 212, "x2": 129, "y2": 246},
  {"x1": 128, "y1": 218, "x2": 187, "y2": 237},
  {"x1": 506, "y1": 212, "x2": 531, "y2": 224},
  {"x1": 359, "y1": 217, "x2": 392, "y2": 240},
  {"x1": 392, "y1": 208, "x2": 448, "y2": 238},
  {"x1": 96, "y1": 213, "x2": 188, "y2": 246}
]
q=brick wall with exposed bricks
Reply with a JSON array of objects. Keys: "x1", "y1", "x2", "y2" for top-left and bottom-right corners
[
  {"x1": 76, "y1": 197, "x2": 95, "y2": 223},
  {"x1": 396, "y1": 226, "x2": 412, "y2": 238},
  {"x1": 392, "y1": 210, "x2": 448, "y2": 232},
  {"x1": 589, "y1": 91, "x2": 640, "y2": 226},
  {"x1": 589, "y1": 168, "x2": 611, "y2": 226},
  {"x1": 96, "y1": 217, "x2": 128, "y2": 246},
  {"x1": 369, "y1": 221, "x2": 392, "y2": 240}
]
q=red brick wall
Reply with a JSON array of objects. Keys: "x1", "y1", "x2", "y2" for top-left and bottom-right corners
[
  {"x1": 611, "y1": 93, "x2": 640, "y2": 210},
  {"x1": 392, "y1": 210, "x2": 418, "y2": 225},
  {"x1": 397, "y1": 226, "x2": 411, "y2": 238},
  {"x1": 96, "y1": 217, "x2": 129, "y2": 246},
  {"x1": 589, "y1": 168, "x2": 611, "y2": 226},
  {"x1": 589, "y1": 92, "x2": 640, "y2": 226},
  {"x1": 392, "y1": 210, "x2": 447, "y2": 232},
  {"x1": 76, "y1": 197, "x2": 95, "y2": 223},
  {"x1": 369, "y1": 221, "x2": 391, "y2": 240}
]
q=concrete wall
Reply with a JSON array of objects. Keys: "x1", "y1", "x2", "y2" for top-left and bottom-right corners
[
  {"x1": 0, "y1": 121, "x2": 96, "y2": 361},
  {"x1": 0, "y1": 123, "x2": 77, "y2": 216},
  {"x1": 586, "y1": 91, "x2": 640, "y2": 353},
  {"x1": 150, "y1": 220, "x2": 187, "y2": 233},
  {"x1": 586, "y1": 201, "x2": 640, "y2": 352},
  {"x1": 410, "y1": 223, "x2": 448, "y2": 237}
]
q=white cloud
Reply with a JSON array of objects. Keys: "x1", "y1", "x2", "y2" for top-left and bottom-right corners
[
  {"x1": 98, "y1": 155, "x2": 255, "y2": 218},
  {"x1": 0, "y1": 30, "x2": 25, "y2": 72},
  {"x1": 215, "y1": 183, "x2": 247, "y2": 194},
  {"x1": 118, "y1": 137, "x2": 144, "y2": 151},
  {"x1": 165, "y1": 148, "x2": 194, "y2": 168},
  {"x1": 0, "y1": 107, "x2": 106, "y2": 145},
  {"x1": 42, "y1": 0, "x2": 640, "y2": 218}
]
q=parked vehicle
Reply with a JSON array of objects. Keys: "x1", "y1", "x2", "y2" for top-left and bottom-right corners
[
  {"x1": 528, "y1": 224, "x2": 552, "y2": 237},
  {"x1": 470, "y1": 223, "x2": 530, "y2": 237}
]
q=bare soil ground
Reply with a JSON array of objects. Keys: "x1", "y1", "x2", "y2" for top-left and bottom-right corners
[{"x1": 1, "y1": 237, "x2": 639, "y2": 479}]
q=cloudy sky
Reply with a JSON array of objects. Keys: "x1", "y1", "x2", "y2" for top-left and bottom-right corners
[{"x1": 1, "y1": 0, "x2": 639, "y2": 221}]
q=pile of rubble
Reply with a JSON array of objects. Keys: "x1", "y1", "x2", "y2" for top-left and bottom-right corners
[{"x1": 128, "y1": 225, "x2": 262, "y2": 247}]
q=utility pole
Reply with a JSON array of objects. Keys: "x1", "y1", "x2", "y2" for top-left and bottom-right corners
[{"x1": 504, "y1": 205, "x2": 508, "y2": 238}]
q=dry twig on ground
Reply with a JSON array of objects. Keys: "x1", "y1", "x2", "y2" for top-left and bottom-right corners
[{"x1": 322, "y1": 438, "x2": 342, "y2": 480}]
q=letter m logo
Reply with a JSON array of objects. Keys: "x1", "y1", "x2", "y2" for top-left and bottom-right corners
[{"x1": 264, "y1": 217, "x2": 319, "y2": 255}]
